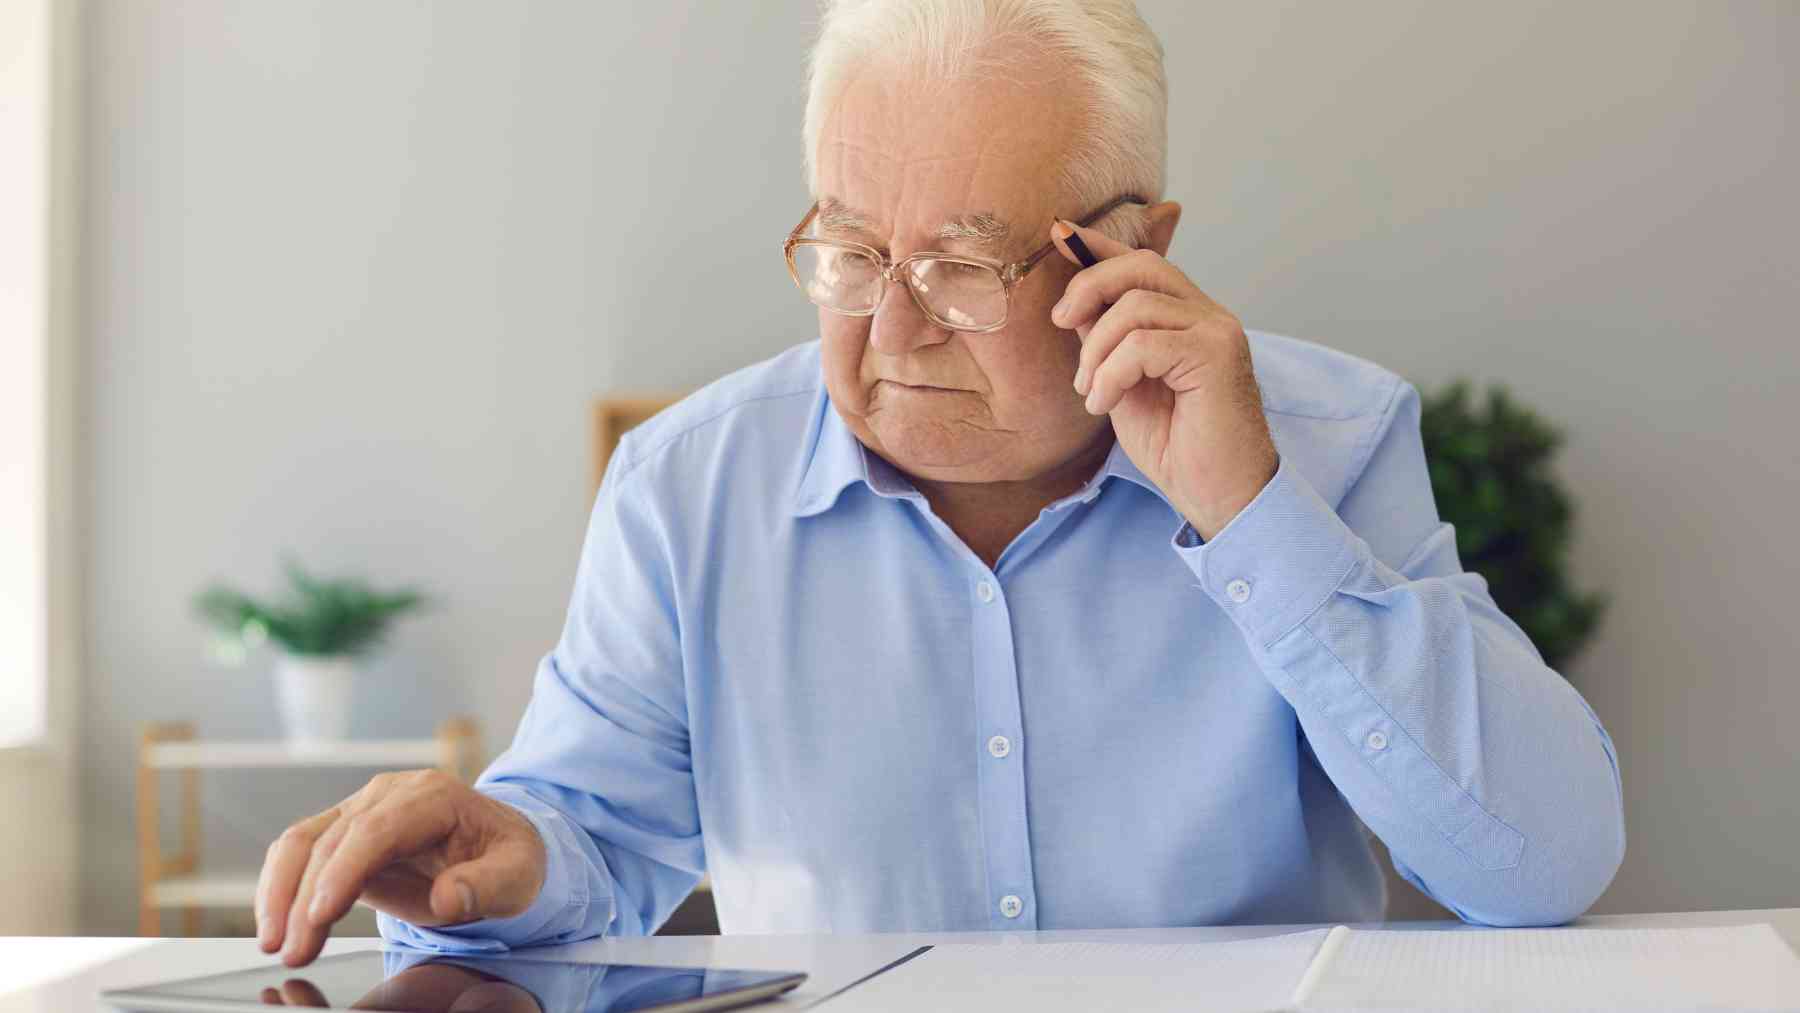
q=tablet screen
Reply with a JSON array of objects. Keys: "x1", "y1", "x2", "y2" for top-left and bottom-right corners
[{"x1": 106, "y1": 949, "x2": 804, "y2": 1012}]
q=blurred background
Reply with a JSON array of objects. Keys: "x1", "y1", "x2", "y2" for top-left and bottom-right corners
[{"x1": 2, "y1": 0, "x2": 1794, "y2": 943}]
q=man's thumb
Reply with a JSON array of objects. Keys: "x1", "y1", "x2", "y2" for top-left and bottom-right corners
[{"x1": 430, "y1": 851, "x2": 536, "y2": 924}]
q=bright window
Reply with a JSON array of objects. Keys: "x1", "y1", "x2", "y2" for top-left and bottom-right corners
[{"x1": 0, "y1": 0, "x2": 51, "y2": 748}]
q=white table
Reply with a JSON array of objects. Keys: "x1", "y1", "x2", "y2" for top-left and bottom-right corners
[{"x1": 6, "y1": 907, "x2": 1796, "y2": 1011}]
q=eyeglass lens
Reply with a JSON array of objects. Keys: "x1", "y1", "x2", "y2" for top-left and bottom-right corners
[{"x1": 791, "y1": 244, "x2": 1008, "y2": 330}]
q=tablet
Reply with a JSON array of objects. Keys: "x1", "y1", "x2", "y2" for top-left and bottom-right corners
[{"x1": 100, "y1": 949, "x2": 807, "y2": 1013}]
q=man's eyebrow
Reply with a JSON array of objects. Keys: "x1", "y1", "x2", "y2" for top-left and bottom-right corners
[
  {"x1": 814, "y1": 198, "x2": 1014, "y2": 252},
  {"x1": 816, "y1": 197, "x2": 878, "y2": 236},
  {"x1": 937, "y1": 212, "x2": 1011, "y2": 251}
]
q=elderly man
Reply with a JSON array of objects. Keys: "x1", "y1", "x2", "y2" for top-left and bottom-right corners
[{"x1": 257, "y1": 0, "x2": 1624, "y2": 968}]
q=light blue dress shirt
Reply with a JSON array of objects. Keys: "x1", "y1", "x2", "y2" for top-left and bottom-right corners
[{"x1": 379, "y1": 330, "x2": 1624, "y2": 953}]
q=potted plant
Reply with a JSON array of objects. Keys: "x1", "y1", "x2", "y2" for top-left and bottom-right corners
[{"x1": 194, "y1": 559, "x2": 427, "y2": 744}]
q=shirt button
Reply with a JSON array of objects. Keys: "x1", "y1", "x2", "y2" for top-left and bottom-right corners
[
  {"x1": 1226, "y1": 578, "x2": 1252, "y2": 604},
  {"x1": 987, "y1": 735, "x2": 1012, "y2": 759},
  {"x1": 999, "y1": 895, "x2": 1023, "y2": 918},
  {"x1": 976, "y1": 579, "x2": 996, "y2": 603},
  {"x1": 1366, "y1": 730, "x2": 1389, "y2": 751}
]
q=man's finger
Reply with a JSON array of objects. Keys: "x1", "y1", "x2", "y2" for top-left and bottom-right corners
[
  {"x1": 307, "y1": 785, "x2": 457, "y2": 930},
  {"x1": 428, "y1": 835, "x2": 546, "y2": 926},
  {"x1": 257, "y1": 808, "x2": 341, "y2": 954},
  {"x1": 282, "y1": 813, "x2": 356, "y2": 967},
  {"x1": 1072, "y1": 290, "x2": 1194, "y2": 397},
  {"x1": 1086, "y1": 328, "x2": 1214, "y2": 416},
  {"x1": 1049, "y1": 221, "x2": 1207, "y2": 331}
]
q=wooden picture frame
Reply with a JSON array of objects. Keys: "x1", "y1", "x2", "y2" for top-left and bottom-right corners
[{"x1": 591, "y1": 395, "x2": 683, "y2": 494}]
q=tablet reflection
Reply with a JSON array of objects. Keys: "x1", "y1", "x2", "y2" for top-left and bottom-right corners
[{"x1": 254, "y1": 948, "x2": 708, "y2": 1012}]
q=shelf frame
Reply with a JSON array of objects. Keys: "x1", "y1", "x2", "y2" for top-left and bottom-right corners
[{"x1": 136, "y1": 716, "x2": 481, "y2": 937}]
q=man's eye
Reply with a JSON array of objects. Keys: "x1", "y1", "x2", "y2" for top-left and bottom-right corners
[{"x1": 938, "y1": 262, "x2": 988, "y2": 277}]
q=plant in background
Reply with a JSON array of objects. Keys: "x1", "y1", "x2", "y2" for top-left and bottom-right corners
[
  {"x1": 194, "y1": 558, "x2": 427, "y2": 662},
  {"x1": 1419, "y1": 381, "x2": 1606, "y2": 672},
  {"x1": 194, "y1": 559, "x2": 429, "y2": 743}
]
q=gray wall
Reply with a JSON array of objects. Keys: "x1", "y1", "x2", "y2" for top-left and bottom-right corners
[{"x1": 80, "y1": 0, "x2": 1797, "y2": 936}]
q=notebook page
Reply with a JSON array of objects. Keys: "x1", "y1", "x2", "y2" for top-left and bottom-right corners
[
  {"x1": 1298, "y1": 923, "x2": 1800, "y2": 1011},
  {"x1": 812, "y1": 928, "x2": 1333, "y2": 1012}
]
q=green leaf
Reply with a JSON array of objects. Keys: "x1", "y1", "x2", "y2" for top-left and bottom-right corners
[{"x1": 190, "y1": 562, "x2": 430, "y2": 659}]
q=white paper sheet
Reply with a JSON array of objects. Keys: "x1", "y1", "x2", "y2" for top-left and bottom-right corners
[
  {"x1": 813, "y1": 928, "x2": 1333, "y2": 1012},
  {"x1": 1298, "y1": 923, "x2": 1800, "y2": 1011}
]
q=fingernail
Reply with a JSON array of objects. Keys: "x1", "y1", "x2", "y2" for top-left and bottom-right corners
[
  {"x1": 1085, "y1": 389, "x2": 1101, "y2": 414},
  {"x1": 1052, "y1": 297, "x2": 1069, "y2": 323},
  {"x1": 457, "y1": 880, "x2": 476, "y2": 918},
  {"x1": 1052, "y1": 219, "x2": 1073, "y2": 240},
  {"x1": 308, "y1": 890, "x2": 329, "y2": 922},
  {"x1": 1073, "y1": 366, "x2": 1089, "y2": 395}
]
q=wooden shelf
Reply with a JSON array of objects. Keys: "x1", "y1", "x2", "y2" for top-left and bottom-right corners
[
  {"x1": 137, "y1": 716, "x2": 482, "y2": 937},
  {"x1": 147, "y1": 872, "x2": 261, "y2": 909},
  {"x1": 143, "y1": 739, "x2": 450, "y2": 770}
]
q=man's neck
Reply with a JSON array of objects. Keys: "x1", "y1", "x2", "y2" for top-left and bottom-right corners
[{"x1": 906, "y1": 426, "x2": 1116, "y2": 570}]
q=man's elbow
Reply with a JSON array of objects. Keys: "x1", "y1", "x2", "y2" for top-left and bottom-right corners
[{"x1": 1458, "y1": 810, "x2": 1626, "y2": 927}]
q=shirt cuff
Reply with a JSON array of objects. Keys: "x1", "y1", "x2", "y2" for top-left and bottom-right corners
[
  {"x1": 1172, "y1": 452, "x2": 1366, "y2": 650},
  {"x1": 375, "y1": 786, "x2": 594, "y2": 952}
]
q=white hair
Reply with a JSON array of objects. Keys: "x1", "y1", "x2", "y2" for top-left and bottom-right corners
[{"x1": 802, "y1": 0, "x2": 1167, "y2": 247}]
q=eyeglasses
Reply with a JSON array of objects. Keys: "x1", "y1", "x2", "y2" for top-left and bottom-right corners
[{"x1": 781, "y1": 195, "x2": 1148, "y2": 333}]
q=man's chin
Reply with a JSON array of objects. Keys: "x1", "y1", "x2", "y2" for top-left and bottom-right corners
[{"x1": 863, "y1": 418, "x2": 1002, "y2": 480}]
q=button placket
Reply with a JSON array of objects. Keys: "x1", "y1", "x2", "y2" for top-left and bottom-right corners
[{"x1": 967, "y1": 569, "x2": 1039, "y2": 930}]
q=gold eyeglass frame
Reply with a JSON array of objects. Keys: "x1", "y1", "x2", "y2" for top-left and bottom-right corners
[{"x1": 781, "y1": 194, "x2": 1149, "y2": 333}]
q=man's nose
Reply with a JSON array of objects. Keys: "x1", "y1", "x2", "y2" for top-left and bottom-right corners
[{"x1": 867, "y1": 278, "x2": 952, "y2": 356}]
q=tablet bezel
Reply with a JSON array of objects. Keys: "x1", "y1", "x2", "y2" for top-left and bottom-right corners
[{"x1": 98, "y1": 950, "x2": 807, "y2": 1013}]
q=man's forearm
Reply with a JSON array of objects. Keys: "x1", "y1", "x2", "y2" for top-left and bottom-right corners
[{"x1": 1177, "y1": 452, "x2": 1625, "y2": 925}]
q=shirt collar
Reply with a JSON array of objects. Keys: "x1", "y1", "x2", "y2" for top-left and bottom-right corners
[
  {"x1": 791, "y1": 382, "x2": 1181, "y2": 519},
  {"x1": 792, "y1": 384, "x2": 914, "y2": 517}
]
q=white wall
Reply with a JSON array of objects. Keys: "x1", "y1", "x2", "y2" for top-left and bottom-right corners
[
  {"x1": 1, "y1": 0, "x2": 53, "y2": 751},
  {"x1": 1, "y1": 0, "x2": 82, "y2": 936},
  {"x1": 79, "y1": 0, "x2": 1797, "y2": 935}
]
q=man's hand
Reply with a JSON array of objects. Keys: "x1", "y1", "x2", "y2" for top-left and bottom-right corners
[
  {"x1": 1050, "y1": 219, "x2": 1279, "y2": 541},
  {"x1": 255, "y1": 769, "x2": 548, "y2": 968}
]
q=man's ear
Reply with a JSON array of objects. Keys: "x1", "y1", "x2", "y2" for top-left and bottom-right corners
[{"x1": 1143, "y1": 200, "x2": 1182, "y2": 257}]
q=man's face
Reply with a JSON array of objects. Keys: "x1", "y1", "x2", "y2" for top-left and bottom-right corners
[{"x1": 811, "y1": 49, "x2": 1106, "y2": 485}]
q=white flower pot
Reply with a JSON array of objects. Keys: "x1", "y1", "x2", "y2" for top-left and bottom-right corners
[{"x1": 273, "y1": 654, "x2": 356, "y2": 744}]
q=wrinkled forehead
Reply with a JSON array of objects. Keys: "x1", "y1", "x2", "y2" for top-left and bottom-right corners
[{"x1": 814, "y1": 50, "x2": 1085, "y2": 253}]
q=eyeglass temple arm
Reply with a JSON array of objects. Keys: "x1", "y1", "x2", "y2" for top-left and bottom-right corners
[{"x1": 785, "y1": 202, "x2": 821, "y2": 245}]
